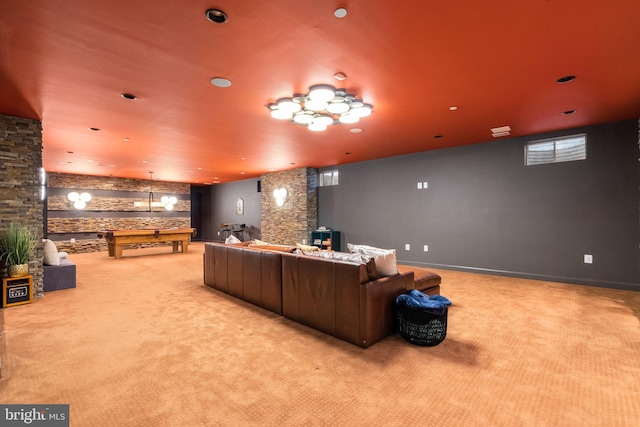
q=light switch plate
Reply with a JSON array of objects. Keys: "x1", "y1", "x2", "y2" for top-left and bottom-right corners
[
  {"x1": 405, "y1": 244, "x2": 410, "y2": 251},
  {"x1": 584, "y1": 254, "x2": 593, "y2": 264}
]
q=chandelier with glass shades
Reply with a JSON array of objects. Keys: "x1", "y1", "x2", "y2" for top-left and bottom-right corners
[{"x1": 267, "y1": 84, "x2": 373, "y2": 131}]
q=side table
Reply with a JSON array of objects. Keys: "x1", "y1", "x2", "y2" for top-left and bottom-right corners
[{"x1": 2, "y1": 275, "x2": 33, "y2": 308}]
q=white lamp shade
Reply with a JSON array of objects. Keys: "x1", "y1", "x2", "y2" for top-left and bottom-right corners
[
  {"x1": 351, "y1": 103, "x2": 373, "y2": 117},
  {"x1": 293, "y1": 112, "x2": 314, "y2": 124},
  {"x1": 73, "y1": 200, "x2": 86, "y2": 209},
  {"x1": 276, "y1": 98, "x2": 301, "y2": 113},
  {"x1": 80, "y1": 192, "x2": 92, "y2": 202},
  {"x1": 308, "y1": 122, "x2": 328, "y2": 131},
  {"x1": 304, "y1": 99, "x2": 328, "y2": 112},
  {"x1": 338, "y1": 113, "x2": 360, "y2": 124},
  {"x1": 313, "y1": 114, "x2": 333, "y2": 126},
  {"x1": 67, "y1": 191, "x2": 79, "y2": 202},
  {"x1": 327, "y1": 102, "x2": 350, "y2": 114},
  {"x1": 169, "y1": 196, "x2": 177, "y2": 204},
  {"x1": 161, "y1": 196, "x2": 169, "y2": 203},
  {"x1": 271, "y1": 109, "x2": 293, "y2": 120},
  {"x1": 308, "y1": 84, "x2": 336, "y2": 103},
  {"x1": 164, "y1": 203, "x2": 174, "y2": 211}
]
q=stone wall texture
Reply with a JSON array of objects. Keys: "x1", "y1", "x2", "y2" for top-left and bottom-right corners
[
  {"x1": 47, "y1": 173, "x2": 191, "y2": 253},
  {"x1": 0, "y1": 114, "x2": 45, "y2": 297},
  {"x1": 260, "y1": 167, "x2": 317, "y2": 245}
]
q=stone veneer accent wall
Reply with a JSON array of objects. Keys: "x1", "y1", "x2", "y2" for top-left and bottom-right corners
[
  {"x1": 47, "y1": 173, "x2": 191, "y2": 253},
  {"x1": 0, "y1": 114, "x2": 44, "y2": 296},
  {"x1": 260, "y1": 168, "x2": 318, "y2": 245}
]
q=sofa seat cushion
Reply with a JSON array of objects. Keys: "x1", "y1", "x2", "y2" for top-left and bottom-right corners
[{"x1": 397, "y1": 265, "x2": 441, "y2": 294}]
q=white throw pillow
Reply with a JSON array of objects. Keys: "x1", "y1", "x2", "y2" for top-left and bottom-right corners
[
  {"x1": 347, "y1": 243, "x2": 398, "y2": 276},
  {"x1": 225, "y1": 234, "x2": 241, "y2": 244},
  {"x1": 58, "y1": 251, "x2": 69, "y2": 259},
  {"x1": 43, "y1": 239, "x2": 61, "y2": 266}
]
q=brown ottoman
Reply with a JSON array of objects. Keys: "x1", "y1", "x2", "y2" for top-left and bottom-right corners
[{"x1": 397, "y1": 265, "x2": 441, "y2": 295}]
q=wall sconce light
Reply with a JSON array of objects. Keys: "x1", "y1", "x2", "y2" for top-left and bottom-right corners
[
  {"x1": 273, "y1": 188, "x2": 287, "y2": 207},
  {"x1": 68, "y1": 191, "x2": 92, "y2": 209},
  {"x1": 160, "y1": 195, "x2": 178, "y2": 211}
]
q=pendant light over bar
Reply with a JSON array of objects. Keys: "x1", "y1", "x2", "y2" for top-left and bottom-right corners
[{"x1": 267, "y1": 84, "x2": 373, "y2": 131}]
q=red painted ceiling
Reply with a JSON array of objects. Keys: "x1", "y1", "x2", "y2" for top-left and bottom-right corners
[{"x1": 1, "y1": 1, "x2": 639, "y2": 184}]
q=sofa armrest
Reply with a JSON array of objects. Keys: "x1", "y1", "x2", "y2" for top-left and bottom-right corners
[{"x1": 358, "y1": 271, "x2": 415, "y2": 347}]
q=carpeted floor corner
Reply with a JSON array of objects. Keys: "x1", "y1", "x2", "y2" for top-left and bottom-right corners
[{"x1": 1, "y1": 242, "x2": 639, "y2": 426}]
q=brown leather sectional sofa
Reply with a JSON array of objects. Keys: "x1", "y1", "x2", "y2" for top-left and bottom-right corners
[{"x1": 203, "y1": 242, "x2": 441, "y2": 348}]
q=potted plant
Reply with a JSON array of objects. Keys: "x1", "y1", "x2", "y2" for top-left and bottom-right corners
[{"x1": 0, "y1": 223, "x2": 38, "y2": 277}]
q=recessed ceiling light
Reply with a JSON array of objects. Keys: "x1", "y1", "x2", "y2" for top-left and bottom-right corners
[
  {"x1": 334, "y1": 8, "x2": 348, "y2": 18},
  {"x1": 350, "y1": 128, "x2": 362, "y2": 133},
  {"x1": 211, "y1": 77, "x2": 232, "y2": 88},
  {"x1": 434, "y1": 135, "x2": 443, "y2": 139},
  {"x1": 121, "y1": 93, "x2": 137, "y2": 100},
  {"x1": 205, "y1": 9, "x2": 228, "y2": 23},
  {"x1": 449, "y1": 106, "x2": 458, "y2": 111},
  {"x1": 89, "y1": 127, "x2": 100, "y2": 131},
  {"x1": 123, "y1": 137, "x2": 130, "y2": 142},
  {"x1": 345, "y1": 152, "x2": 352, "y2": 155},
  {"x1": 333, "y1": 72, "x2": 347, "y2": 81},
  {"x1": 562, "y1": 110, "x2": 576, "y2": 115},
  {"x1": 557, "y1": 75, "x2": 576, "y2": 84}
]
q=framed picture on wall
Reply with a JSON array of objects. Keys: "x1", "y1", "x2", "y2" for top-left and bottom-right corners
[{"x1": 236, "y1": 198, "x2": 244, "y2": 215}]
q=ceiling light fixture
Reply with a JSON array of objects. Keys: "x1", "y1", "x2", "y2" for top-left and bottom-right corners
[
  {"x1": 121, "y1": 93, "x2": 137, "y2": 100},
  {"x1": 334, "y1": 8, "x2": 348, "y2": 18},
  {"x1": 557, "y1": 75, "x2": 576, "y2": 84},
  {"x1": 267, "y1": 84, "x2": 373, "y2": 131},
  {"x1": 211, "y1": 77, "x2": 232, "y2": 88},
  {"x1": 205, "y1": 9, "x2": 228, "y2": 23}
]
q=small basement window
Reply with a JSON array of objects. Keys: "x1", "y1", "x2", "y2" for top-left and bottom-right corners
[
  {"x1": 319, "y1": 170, "x2": 339, "y2": 186},
  {"x1": 525, "y1": 134, "x2": 586, "y2": 166}
]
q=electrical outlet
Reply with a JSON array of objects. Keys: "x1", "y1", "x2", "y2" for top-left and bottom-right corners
[
  {"x1": 417, "y1": 182, "x2": 422, "y2": 189},
  {"x1": 302, "y1": 239, "x2": 306, "y2": 245},
  {"x1": 405, "y1": 244, "x2": 411, "y2": 251},
  {"x1": 584, "y1": 254, "x2": 593, "y2": 264},
  {"x1": 423, "y1": 181, "x2": 428, "y2": 189},
  {"x1": 217, "y1": 231, "x2": 220, "y2": 236},
  {"x1": 423, "y1": 245, "x2": 429, "y2": 252}
]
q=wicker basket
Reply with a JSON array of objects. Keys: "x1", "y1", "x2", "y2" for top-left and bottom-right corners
[{"x1": 396, "y1": 304, "x2": 448, "y2": 346}]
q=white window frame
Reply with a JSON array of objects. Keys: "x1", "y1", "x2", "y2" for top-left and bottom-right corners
[
  {"x1": 319, "y1": 169, "x2": 339, "y2": 187},
  {"x1": 525, "y1": 133, "x2": 587, "y2": 166}
]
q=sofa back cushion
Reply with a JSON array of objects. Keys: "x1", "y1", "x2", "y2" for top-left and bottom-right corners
[
  {"x1": 299, "y1": 250, "x2": 379, "y2": 281},
  {"x1": 347, "y1": 243, "x2": 398, "y2": 276}
]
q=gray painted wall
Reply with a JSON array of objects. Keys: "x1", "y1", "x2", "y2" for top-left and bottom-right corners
[
  {"x1": 318, "y1": 119, "x2": 639, "y2": 290},
  {"x1": 200, "y1": 178, "x2": 261, "y2": 242}
]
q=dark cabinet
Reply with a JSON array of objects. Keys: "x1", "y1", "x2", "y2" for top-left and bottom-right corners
[{"x1": 311, "y1": 230, "x2": 341, "y2": 251}]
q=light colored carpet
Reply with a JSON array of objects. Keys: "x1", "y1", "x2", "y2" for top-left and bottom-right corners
[{"x1": 1, "y1": 242, "x2": 639, "y2": 426}]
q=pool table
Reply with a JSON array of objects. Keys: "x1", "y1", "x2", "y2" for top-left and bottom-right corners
[{"x1": 97, "y1": 228, "x2": 196, "y2": 259}]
